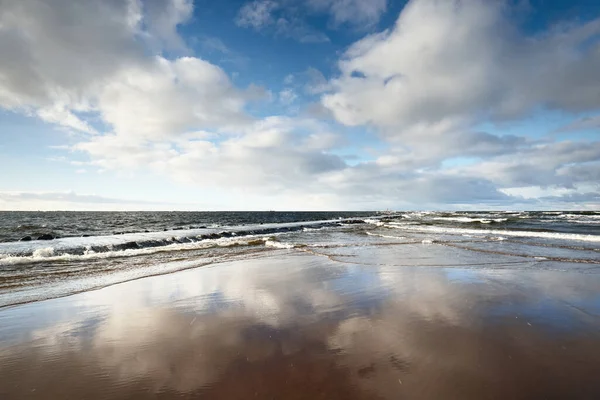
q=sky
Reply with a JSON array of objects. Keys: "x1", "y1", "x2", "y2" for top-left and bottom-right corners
[{"x1": 0, "y1": 0, "x2": 599, "y2": 211}]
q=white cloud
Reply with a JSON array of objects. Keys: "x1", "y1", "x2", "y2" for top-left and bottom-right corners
[
  {"x1": 305, "y1": 0, "x2": 600, "y2": 207},
  {"x1": 304, "y1": 67, "x2": 332, "y2": 94},
  {"x1": 235, "y1": 0, "x2": 278, "y2": 30},
  {"x1": 307, "y1": 0, "x2": 388, "y2": 28},
  {"x1": 236, "y1": 0, "x2": 388, "y2": 34},
  {"x1": 74, "y1": 117, "x2": 348, "y2": 198},
  {"x1": 36, "y1": 104, "x2": 97, "y2": 134},
  {"x1": 0, "y1": 190, "x2": 178, "y2": 211},
  {"x1": 97, "y1": 56, "x2": 251, "y2": 141},
  {"x1": 279, "y1": 88, "x2": 298, "y2": 105},
  {"x1": 0, "y1": 0, "x2": 142, "y2": 109},
  {"x1": 0, "y1": 0, "x2": 257, "y2": 140},
  {"x1": 322, "y1": 0, "x2": 600, "y2": 133},
  {"x1": 200, "y1": 36, "x2": 232, "y2": 54},
  {"x1": 142, "y1": 0, "x2": 194, "y2": 51},
  {"x1": 450, "y1": 141, "x2": 600, "y2": 188},
  {"x1": 283, "y1": 74, "x2": 295, "y2": 85},
  {"x1": 235, "y1": 0, "x2": 330, "y2": 43}
]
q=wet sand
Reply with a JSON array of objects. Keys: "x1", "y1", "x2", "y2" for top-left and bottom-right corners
[{"x1": 1, "y1": 245, "x2": 600, "y2": 399}]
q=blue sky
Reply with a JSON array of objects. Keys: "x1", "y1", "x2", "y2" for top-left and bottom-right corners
[{"x1": 0, "y1": 0, "x2": 599, "y2": 210}]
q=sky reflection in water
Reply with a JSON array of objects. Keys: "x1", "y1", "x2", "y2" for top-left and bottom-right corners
[{"x1": 1, "y1": 248, "x2": 600, "y2": 399}]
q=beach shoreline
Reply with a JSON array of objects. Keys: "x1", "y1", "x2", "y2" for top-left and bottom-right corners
[{"x1": 1, "y1": 244, "x2": 599, "y2": 399}]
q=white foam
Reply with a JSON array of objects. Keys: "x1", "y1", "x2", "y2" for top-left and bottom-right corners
[
  {"x1": 0, "y1": 217, "x2": 371, "y2": 264},
  {"x1": 32, "y1": 247, "x2": 55, "y2": 258},
  {"x1": 366, "y1": 232, "x2": 406, "y2": 240},
  {"x1": 0, "y1": 235, "x2": 272, "y2": 266},
  {"x1": 432, "y1": 217, "x2": 508, "y2": 224},
  {"x1": 265, "y1": 240, "x2": 295, "y2": 249},
  {"x1": 302, "y1": 227, "x2": 319, "y2": 232},
  {"x1": 363, "y1": 219, "x2": 385, "y2": 226},
  {"x1": 421, "y1": 239, "x2": 435, "y2": 244},
  {"x1": 386, "y1": 223, "x2": 600, "y2": 242}
]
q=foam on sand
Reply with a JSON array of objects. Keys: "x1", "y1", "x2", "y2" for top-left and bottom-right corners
[{"x1": 386, "y1": 223, "x2": 600, "y2": 242}]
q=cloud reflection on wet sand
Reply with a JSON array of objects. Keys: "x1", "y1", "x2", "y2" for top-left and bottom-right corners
[{"x1": 1, "y1": 250, "x2": 600, "y2": 399}]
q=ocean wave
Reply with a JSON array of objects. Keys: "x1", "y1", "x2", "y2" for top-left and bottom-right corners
[
  {"x1": 366, "y1": 232, "x2": 406, "y2": 240},
  {"x1": 265, "y1": 240, "x2": 296, "y2": 249},
  {"x1": 363, "y1": 218, "x2": 386, "y2": 226},
  {"x1": 432, "y1": 217, "x2": 508, "y2": 224},
  {"x1": 385, "y1": 223, "x2": 600, "y2": 242},
  {"x1": 0, "y1": 218, "x2": 369, "y2": 261},
  {"x1": 302, "y1": 227, "x2": 321, "y2": 232},
  {"x1": 0, "y1": 235, "x2": 275, "y2": 266}
]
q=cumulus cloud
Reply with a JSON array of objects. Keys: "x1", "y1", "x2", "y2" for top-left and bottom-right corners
[
  {"x1": 322, "y1": 0, "x2": 600, "y2": 131},
  {"x1": 0, "y1": 0, "x2": 254, "y2": 138},
  {"x1": 142, "y1": 0, "x2": 194, "y2": 50},
  {"x1": 0, "y1": 0, "x2": 144, "y2": 110},
  {"x1": 311, "y1": 0, "x2": 600, "y2": 206},
  {"x1": 97, "y1": 57, "x2": 251, "y2": 140}
]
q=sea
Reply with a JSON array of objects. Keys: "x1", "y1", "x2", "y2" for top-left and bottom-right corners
[{"x1": 0, "y1": 211, "x2": 598, "y2": 308}]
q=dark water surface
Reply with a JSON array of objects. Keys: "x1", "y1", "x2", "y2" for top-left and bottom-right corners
[{"x1": 0, "y1": 211, "x2": 374, "y2": 242}]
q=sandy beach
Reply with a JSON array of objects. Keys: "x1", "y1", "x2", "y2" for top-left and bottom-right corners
[{"x1": 1, "y1": 241, "x2": 599, "y2": 400}]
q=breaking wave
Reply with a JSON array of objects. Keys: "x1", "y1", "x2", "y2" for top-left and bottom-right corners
[
  {"x1": 0, "y1": 219, "x2": 367, "y2": 266},
  {"x1": 385, "y1": 223, "x2": 600, "y2": 242}
]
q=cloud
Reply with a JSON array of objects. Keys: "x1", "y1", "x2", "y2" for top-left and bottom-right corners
[
  {"x1": 304, "y1": 67, "x2": 332, "y2": 95},
  {"x1": 199, "y1": 36, "x2": 232, "y2": 55},
  {"x1": 0, "y1": 190, "x2": 180, "y2": 211},
  {"x1": 235, "y1": 0, "x2": 279, "y2": 30},
  {"x1": 70, "y1": 108, "x2": 597, "y2": 209},
  {"x1": 274, "y1": 15, "x2": 330, "y2": 43},
  {"x1": 235, "y1": 0, "x2": 329, "y2": 43},
  {"x1": 1, "y1": 0, "x2": 599, "y2": 209},
  {"x1": 142, "y1": 0, "x2": 194, "y2": 50},
  {"x1": 539, "y1": 192, "x2": 600, "y2": 204},
  {"x1": 74, "y1": 117, "x2": 348, "y2": 196},
  {"x1": 279, "y1": 88, "x2": 298, "y2": 104},
  {"x1": 451, "y1": 141, "x2": 600, "y2": 188},
  {"x1": 322, "y1": 0, "x2": 600, "y2": 132},
  {"x1": 97, "y1": 56, "x2": 252, "y2": 140},
  {"x1": 0, "y1": 0, "x2": 145, "y2": 111},
  {"x1": 236, "y1": 0, "x2": 388, "y2": 35},
  {"x1": 0, "y1": 0, "x2": 253, "y2": 138},
  {"x1": 68, "y1": 109, "x2": 516, "y2": 208},
  {"x1": 307, "y1": 0, "x2": 388, "y2": 28},
  {"x1": 558, "y1": 114, "x2": 600, "y2": 132},
  {"x1": 301, "y1": 0, "x2": 600, "y2": 207}
]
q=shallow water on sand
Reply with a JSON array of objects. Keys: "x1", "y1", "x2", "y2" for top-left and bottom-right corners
[
  {"x1": 2, "y1": 211, "x2": 598, "y2": 308},
  {"x1": 1, "y1": 243, "x2": 599, "y2": 399}
]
